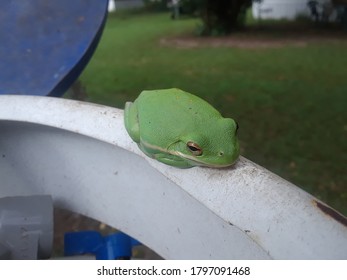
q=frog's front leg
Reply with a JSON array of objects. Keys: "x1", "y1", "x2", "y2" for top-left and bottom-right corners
[{"x1": 154, "y1": 153, "x2": 193, "y2": 168}]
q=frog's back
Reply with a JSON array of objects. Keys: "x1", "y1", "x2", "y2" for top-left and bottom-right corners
[{"x1": 136, "y1": 88, "x2": 222, "y2": 121}]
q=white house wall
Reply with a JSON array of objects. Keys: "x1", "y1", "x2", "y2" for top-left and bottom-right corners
[{"x1": 252, "y1": 0, "x2": 330, "y2": 20}]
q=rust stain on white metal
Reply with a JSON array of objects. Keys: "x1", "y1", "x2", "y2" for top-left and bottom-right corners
[{"x1": 313, "y1": 200, "x2": 347, "y2": 227}]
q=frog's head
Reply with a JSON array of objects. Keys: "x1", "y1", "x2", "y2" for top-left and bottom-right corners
[{"x1": 169, "y1": 118, "x2": 240, "y2": 168}]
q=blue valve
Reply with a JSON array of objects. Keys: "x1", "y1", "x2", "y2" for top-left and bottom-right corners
[{"x1": 64, "y1": 231, "x2": 141, "y2": 260}]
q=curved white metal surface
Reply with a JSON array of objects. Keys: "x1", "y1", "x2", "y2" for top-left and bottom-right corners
[{"x1": 0, "y1": 95, "x2": 346, "y2": 259}]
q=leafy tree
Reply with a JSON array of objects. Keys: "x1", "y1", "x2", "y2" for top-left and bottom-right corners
[{"x1": 181, "y1": 0, "x2": 252, "y2": 35}]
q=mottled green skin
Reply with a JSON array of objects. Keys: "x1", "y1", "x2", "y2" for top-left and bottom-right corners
[{"x1": 124, "y1": 88, "x2": 239, "y2": 168}]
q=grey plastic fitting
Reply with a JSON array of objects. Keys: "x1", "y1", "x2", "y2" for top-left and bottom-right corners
[{"x1": 0, "y1": 195, "x2": 53, "y2": 259}]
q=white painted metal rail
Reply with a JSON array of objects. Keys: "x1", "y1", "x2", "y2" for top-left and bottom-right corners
[{"x1": 0, "y1": 95, "x2": 346, "y2": 259}]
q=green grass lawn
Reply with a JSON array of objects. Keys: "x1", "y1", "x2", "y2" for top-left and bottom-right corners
[{"x1": 79, "y1": 11, "x2": 347, "y2": 215}]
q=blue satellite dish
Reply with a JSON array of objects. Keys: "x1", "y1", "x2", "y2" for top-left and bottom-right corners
[{"x1": 0, "y1": 0, "x2": 109, "y2": 97}]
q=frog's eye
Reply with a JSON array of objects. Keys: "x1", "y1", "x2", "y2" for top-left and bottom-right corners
[{"x1": 187, "y1": 141, "x2": 203, "y2": 156}]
